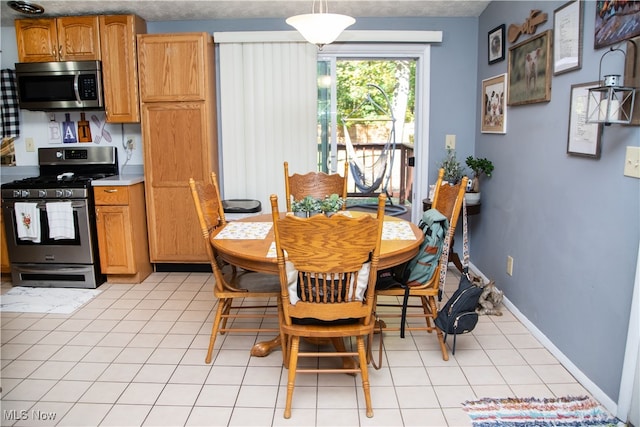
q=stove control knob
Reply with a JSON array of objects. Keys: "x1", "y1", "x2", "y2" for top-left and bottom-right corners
[
  {"x1": 64, "y1": 189, "x2": 73, "y2": 198},
  {"x1": 39, "y1": 190, "x2": 47, "y2": 198},
  {"x1": 21, "y1": 190, "x2": 30, "y2": 198},
  {"x1": 55, "y1": 189, "x2": 63, "y2": 198}
]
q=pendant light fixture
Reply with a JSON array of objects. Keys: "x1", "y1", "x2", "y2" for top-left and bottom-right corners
[
  {"x1": 286, "y1": 0, "x2": 355, "y2": 49},
  {"x1": 7, "y1": 1, "x2": 45, "y2": 15}
]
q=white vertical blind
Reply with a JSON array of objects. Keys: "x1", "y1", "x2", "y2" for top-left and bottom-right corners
[{"x1": 218, "y1": 42, "x2": 318, "y2": 211}]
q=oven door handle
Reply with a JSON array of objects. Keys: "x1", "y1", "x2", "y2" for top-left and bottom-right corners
[{"x1": 33, "y1": 200, "x2": 87, "y2": 209}]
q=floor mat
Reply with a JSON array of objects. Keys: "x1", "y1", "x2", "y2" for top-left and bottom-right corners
[
  {"x1": 0, "y1": 286, "x2": 101, "y2": 314},
  {"x1": 462, "y1": 395, "x2": 618, "y2": 426}
]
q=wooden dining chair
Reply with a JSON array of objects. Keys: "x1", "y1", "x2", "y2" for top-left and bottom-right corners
[
  {"x1": 270, "y1": 193, "x2": 386, "y2": 419},
  {"x1": 375, "y1": 168, "x2": 468, "y2": 361},
  {"x1": 284, "y1": 161, "x2": 349, "y2": 212},
  {"x1": 189, "y1": 172, "x2": 283, "y2": 364}
]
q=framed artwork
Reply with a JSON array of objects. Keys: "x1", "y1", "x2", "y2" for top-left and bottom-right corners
[
  {"x1": 507, "y1": 30, "x2": 552, "y2": 106},
  {"x1": 594, "y1": 0, "x2": 640, "y2": 49},
  {"x1": 567, "y1": 81, "x2": 602, "y2": 159},
  {"x1": 554, "y1": 0, "x2": 583, "y2": 75},
  {"x1": 488, "y1": 24, "x2": 505, "y2": 64},
  {"x1": 481, "y1": 73, "x2": 507, "y2": 134}
]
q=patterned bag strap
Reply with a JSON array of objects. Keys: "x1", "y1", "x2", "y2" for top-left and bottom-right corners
[
  {"x1": 438, "y1": 195, "x2": 469, "y2": 302},
  {"x1": 461, "y1": 196, "x2": 469, "y2": 272}
]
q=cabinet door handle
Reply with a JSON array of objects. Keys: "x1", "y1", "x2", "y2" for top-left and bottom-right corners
[
  {"x1": 104, "y1": 189, "x2": 118, "y2": 193},
  {"x1": 58, "y1": 45, "x2": 62, "y2": 59}
]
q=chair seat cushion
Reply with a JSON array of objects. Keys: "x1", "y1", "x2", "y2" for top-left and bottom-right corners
[{"x1": 286, "y1": 261, "x2": 370, "y2": 305}]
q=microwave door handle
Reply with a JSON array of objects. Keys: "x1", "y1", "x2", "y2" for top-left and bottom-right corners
[{"x1": 74, "y1": 74, "x2": 81, "y2": 104}]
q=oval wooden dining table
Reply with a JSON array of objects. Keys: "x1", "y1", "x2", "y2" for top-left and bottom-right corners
[{"x1": 210, "y1": 210, "x2": 424, "y2": 356}]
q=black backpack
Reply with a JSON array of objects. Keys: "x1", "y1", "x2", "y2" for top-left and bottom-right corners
[{"x1": 434, "y1": 272, "x2": 483, "y2": 354}]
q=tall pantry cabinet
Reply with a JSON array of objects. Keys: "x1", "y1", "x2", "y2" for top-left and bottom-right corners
[{"x1": 137, "y1": 33, "x2": 219, "y2": 263}]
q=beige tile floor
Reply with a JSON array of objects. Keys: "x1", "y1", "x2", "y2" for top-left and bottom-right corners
[{"x1": 0, "y1": 269, "x2": 591, "y2": 426}]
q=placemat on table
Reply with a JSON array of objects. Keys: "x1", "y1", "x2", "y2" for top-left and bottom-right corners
[{"x1": 213, "y1": 222, "x2": 272, "y2": 239}]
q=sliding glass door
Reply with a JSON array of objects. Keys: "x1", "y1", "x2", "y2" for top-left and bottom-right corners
[{"x1": 317, "y1": 44, "x2": 431, "y2": 221}]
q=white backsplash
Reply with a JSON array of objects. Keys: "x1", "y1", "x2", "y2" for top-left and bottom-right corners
[{"x1": 5, "y1": 109, "x2": 144, "y2": 168}]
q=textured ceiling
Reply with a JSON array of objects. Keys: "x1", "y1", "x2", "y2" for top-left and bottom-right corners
[{"x1": 1, "y1": 0, "x2": 491, "y2": 26}]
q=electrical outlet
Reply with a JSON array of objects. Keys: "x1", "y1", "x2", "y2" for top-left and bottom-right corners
[
  {"x1": 445, "y1": 134, "x2": 456, "y2": 150},
  {"x1": 25, "y1": 138, "x2": 35, "y2": 152},
  {"x1": 125, "y1": 136, "x2": 136, "y2": 150},
  {"x1": 506, "y1": 256, "x2": 514, "y2": 276},
  {"x1": 624, "y1": 146, "x2": 640, "y2": 178}
]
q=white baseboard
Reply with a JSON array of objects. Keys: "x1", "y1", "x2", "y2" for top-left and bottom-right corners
[{"x1": 468, "y1": 262, "x2": 618, "y2": 416}]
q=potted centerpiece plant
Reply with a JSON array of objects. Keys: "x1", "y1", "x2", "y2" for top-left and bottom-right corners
[
  {"x1": 292, "y1": 195, "x2": 322, "y2": 217},
  {"x1": 320, "y1": 193, "x2": 345, "y2": 216},
  {"x1": 464, "y1": 155, "x2": 494, "y2": 204}
]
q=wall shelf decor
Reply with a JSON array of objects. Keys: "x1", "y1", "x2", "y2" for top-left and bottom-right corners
[{"x1": 507, "y1": 9, "x2": 548, "y2": 43}]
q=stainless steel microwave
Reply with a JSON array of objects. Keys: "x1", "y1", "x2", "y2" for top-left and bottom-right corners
[{"x1": 15, "y1": 60, "x2": 104, "y2": 111}]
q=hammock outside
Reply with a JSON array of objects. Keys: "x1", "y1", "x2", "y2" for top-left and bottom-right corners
[{"x1": 341, "y1": 83, "x2": 397, "y2": 196}]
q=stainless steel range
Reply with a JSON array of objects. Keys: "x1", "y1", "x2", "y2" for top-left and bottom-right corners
[{"x1": 1, "y1": 146, "x2": 118, "y2": 288}]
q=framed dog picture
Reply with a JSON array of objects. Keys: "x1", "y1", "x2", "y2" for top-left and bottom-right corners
[
  {"x1": 488, "y1": 24, "x2": 505, "y2": 64},
  {"x1": 481, "y1": 73, "x2": 507, "y2": 134},
  {"x1": 507, "y1": 30, "x2": 552, "y2": 106}
]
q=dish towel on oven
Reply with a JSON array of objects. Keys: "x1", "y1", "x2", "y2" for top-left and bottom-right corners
[
  {"x1": 46, "y1": 202, "x2": 75, "y2": 240},
  {"x1": 14, "y1": 202, "x2": 40, "y2": 243},
  {"x1": 1, "y1": 69, "x2": 20, "y2": 139}
]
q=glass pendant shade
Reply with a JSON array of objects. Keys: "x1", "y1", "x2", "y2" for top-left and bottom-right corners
[{"x1": 286, "y1": 4, "x2": 355, "y2": 48}]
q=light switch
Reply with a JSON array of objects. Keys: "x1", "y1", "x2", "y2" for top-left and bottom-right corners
[
  {"x1": 25, "y1": 138, "x2": 35, "y2": 152},
  {"x1": 624, "y1": 146, "x2": 640, "y2": 179},
  {"x1": 445, "y1": 134, "x2": 456, "y2": 150}
]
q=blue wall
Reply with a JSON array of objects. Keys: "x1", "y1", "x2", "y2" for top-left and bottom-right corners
[{"x1": 477, "y1": 1, "x2": 639, "y2": 403}]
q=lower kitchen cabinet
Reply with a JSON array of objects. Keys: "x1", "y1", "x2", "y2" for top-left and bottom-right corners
[
  {"x1": 1, "y1": 212, "x2": 10, "y2": 274},
  {"x1": 94, "y1": 183, "x2": 152, "y2": 283}
]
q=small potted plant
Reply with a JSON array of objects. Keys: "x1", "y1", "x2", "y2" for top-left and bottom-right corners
[
  {"x1": 439, "y1": 148, "x2": 464, "y2": 184},
  {"x1": 320, "y1": 193, "x2": 345, "y2": 216},
  {"x1": 465, "y1": 156, "x2": 494, "y2": 193},
  {"x1": 292, "y1": 195, "x2": 322, "y2": 217},
  {"x1": 291, "y1": 199, "x2": 305, "y2": 217}
]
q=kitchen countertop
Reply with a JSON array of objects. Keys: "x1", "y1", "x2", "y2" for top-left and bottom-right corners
[{"x1": 92, "y1": 174, "x2": 145, "y2": 186}]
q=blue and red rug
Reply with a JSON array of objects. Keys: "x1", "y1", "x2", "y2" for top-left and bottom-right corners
[{"x1": 462, "y1": 395, "x2": 619, "y2": 426}]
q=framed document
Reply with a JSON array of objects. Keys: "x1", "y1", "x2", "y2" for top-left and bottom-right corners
[
  {"x1": 567, "y1": 82, "x2": 602, "y2": 159},
  {"x1": 554, "y1": 0, "x2": 583, "y2": 75}
]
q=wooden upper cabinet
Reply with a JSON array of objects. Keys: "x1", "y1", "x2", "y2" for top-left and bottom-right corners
[
  {"x1": 15, "y1": 16, "x2": 101, "y2": 62},
  {"x1": 57, "y1": 16, "x2": 101, "y2": 60},
  {"x1": 99, "y1": 15, "x2": 147, "y2": 123},
  {"x1": 15, "y1": 18, "x2": 58, "y2": 62},
  {"x1": 137, "y1": 33, "x2": 207, "y2": 102}
]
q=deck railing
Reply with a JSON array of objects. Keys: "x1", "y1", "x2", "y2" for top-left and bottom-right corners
[{"x1": 334, "y1": 143, "x2": 414, "y2": 204}]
